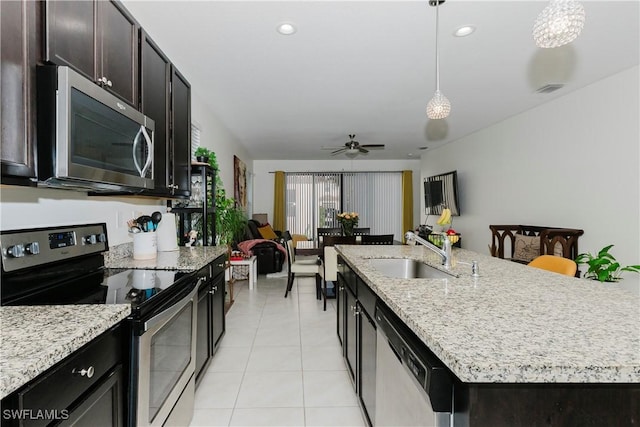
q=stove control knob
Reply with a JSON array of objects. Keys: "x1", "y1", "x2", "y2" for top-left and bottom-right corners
[
  {"x1": 25, "y1": 242, "x2": 40, "y2": 255},
  {"x1": 84, "y1": 234, "x2": 106, "y2": 245},
  {"x1": 6, "y1": 244, "x2": 25, "y2": 258}
]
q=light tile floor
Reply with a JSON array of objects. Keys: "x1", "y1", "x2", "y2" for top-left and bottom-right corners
[{"x1": 190, "y1": 274, "x2": 366, "y2": 427}]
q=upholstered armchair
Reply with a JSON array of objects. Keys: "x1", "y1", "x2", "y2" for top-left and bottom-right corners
[{"x1": 237, "y1": 219, "x2": 285, "y2": 274}]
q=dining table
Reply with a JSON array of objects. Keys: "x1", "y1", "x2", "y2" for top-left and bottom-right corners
[
  {"x1": 294, "y1": 237, "x2": 401, "y2": 257},
  {"x1": 294, "y1": 239, "x2": 323, "y2": 256}
]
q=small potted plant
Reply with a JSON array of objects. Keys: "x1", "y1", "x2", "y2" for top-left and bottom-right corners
[
  {"x1": 194, "y1": 147, "x2": 212, "y2": 164},
  {"x1": 575, "y1": 245, "x2": 640, "y2": 282}
]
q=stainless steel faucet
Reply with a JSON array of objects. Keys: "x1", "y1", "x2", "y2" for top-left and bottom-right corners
[{"x1": 405, "y1": 231, "x2": 452, "y2": 270}]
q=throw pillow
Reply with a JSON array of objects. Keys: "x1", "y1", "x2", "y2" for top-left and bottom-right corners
[
  {"x1": 257, "y1": 223, "x2": 278, "y2": 240},
  {"x1": 513, "y1": 234, "x2": 540, "y2": 262},
  {"x1": 553, "y1": 242, "x2": 565, "y2": 257}
]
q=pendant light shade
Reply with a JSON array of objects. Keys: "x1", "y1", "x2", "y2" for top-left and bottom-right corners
[
  {"x1": 533, "y1": 0, "x2": 585, "y2": 49},
  {"x1": 426, "y1": 90, "x2": 451, "y2": 120},
  {"x1": 426, "y1": 0, "x2": 450, "y2": 120}
]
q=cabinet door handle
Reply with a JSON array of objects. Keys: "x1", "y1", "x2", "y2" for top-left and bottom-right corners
[
  {"x1": 106, "y1": 79, "x2": 113, "y2": 87},
  {"x1": 72, "y1": 366, "x2": 95, "y2": 378},
  {"x1": 339, "y1": 286, "x2": 344, "y2": 291}
]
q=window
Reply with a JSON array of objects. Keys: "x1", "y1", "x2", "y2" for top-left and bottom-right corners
[
  {"x1": 285, "y1": 172, "x2": 403, "y2": 240},
  {"x1": 190, "y1": 123, "x2": 201, "y2": 161}
]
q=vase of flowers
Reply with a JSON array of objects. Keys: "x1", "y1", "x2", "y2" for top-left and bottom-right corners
[{"x1": 337, "y1": 212, "x2": 359, "y2": 236}]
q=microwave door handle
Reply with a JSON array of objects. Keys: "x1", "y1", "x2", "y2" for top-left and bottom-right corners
[
  {"x1": 132, "y1": 127, "x2": 144, "y2": 176},
  {"x1": 140, "y1": 126, "x2": 153, "y2": 177}
]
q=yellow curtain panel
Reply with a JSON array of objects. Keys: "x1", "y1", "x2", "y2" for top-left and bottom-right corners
[
  {"x1": 402, "y1": 170, "x2": 413, "y2": 240},
  {"x1": 273, "y1": 171, "x2": 286, "y2": 232}
]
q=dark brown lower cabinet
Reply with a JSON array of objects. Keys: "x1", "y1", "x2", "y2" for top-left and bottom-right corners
[
  {"x1": 1, "y1": 325, "x2": 125, "y2": 427},
  {"x1": 337, "y1": 259, "x2": 376, "y2": 426},
  {"x1": 195, "y1": 256, "x2": 226, "y2": 386}
]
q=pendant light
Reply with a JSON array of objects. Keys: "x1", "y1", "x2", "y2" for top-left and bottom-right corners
[
  {"x1": 533, "y1": 0, "x2": 585, "y2": 49},
  {"x1": 426, "y1": 0, "x2": 451, "y2": 120}
]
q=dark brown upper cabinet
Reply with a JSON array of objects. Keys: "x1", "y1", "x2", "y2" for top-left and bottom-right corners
[
  {"x1": 140, "y1": 30, "x2": 171, "y2": 194},
  {"x1": 1, "y1": 0, "x2": 39, "y2": 184},
  {"x1": 170, "y1": 66, "x2": 192, "y2": 198},
  {"x1": 140, "y1": 31, "x2": 191, "y2": 198},
  {"x1": 45, "y1": 0, "x2": 139, "y2": 107}
]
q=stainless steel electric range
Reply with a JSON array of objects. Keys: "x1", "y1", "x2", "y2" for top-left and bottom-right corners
[{"x1": 0, "y1": 223, "x2": 200, "y2": 427}]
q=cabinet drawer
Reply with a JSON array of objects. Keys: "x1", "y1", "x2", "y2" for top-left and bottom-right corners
[
  {"x1": 17, "y1": 325, "x2": 123, "y2": 424},
  {"x1": 357, "y1": 278, "x2": 377, "y2": 318},
  {"x1": 341, "y1": 260, "x2": 357, "y2": 296}
]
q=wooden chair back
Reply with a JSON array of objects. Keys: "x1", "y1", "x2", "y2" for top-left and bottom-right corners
[
  {"x1": 352, "y1": 227, "x2": 371, "y2": 236},
  {"x1": 322, "y1": 235, "x2": 356, "y2": 250},
  {"x1": 361, "y1": 234, "x2": 394, "y2": 245}
]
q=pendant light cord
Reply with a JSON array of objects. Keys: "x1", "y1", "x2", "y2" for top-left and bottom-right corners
[{"x1": 435, "y1": 0, "x2": 441, "y2": 91}]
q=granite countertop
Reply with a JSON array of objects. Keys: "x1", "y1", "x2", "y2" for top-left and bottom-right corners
[
  {"x1": 104, "y1": 243, "x2": 228, "y2": 271},
  {"x1": 0, "y1": 305, "x2": 131, "y2": 399},
  {"x1": 335, "y1": 244, "x2": 640, "y2": 384}
]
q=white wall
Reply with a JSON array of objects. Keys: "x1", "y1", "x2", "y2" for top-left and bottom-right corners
[
  {"x1": 421, "y1": 66, "x2": 640, "y2": 294},
  {"x1": 191, "y1": 92, "x2": 253, "y2": 206},
  {"x1": 252, "y1": 159, "x2": 422, "y2": 228}
]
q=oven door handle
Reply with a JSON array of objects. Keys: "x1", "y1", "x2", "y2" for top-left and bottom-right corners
[{"x1": 143, "y1": 278, "x2": 201, "y2": 333}]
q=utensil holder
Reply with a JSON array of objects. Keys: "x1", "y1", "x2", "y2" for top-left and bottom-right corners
[{"x1": 133, "y1": 232, "x2": 157, "y2": 260}]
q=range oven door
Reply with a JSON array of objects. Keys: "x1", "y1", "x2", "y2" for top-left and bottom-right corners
[{"x1": 134, "y1": 281, "x2": 199, "y2": 427}]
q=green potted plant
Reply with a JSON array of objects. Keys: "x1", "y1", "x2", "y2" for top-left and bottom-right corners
[
  {"x1": 575, "y1": 245, "x2": 640, "y2": 282},
  {"x1": 194, "y1": 147, "x2": 215, "y2": 167},
  {"x1": 215, "y1": 187, "x2": 247, "y2": 246}
]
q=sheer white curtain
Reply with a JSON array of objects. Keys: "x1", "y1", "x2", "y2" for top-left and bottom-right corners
[
  {"x1": 343, "y1": 172, "x2": 402, "y2": 239},
  {"x1": 285, "y1": 172, "x2": 402, "y2": 240}
]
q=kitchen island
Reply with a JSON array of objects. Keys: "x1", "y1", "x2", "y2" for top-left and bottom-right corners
[{"x1": 335, "y1": 244, "x2": 640, "y2": 425}]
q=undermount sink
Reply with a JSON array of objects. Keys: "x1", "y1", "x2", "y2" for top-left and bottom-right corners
[{"x1": 369, "y1": 258, "x2": 455, "y2": 279}]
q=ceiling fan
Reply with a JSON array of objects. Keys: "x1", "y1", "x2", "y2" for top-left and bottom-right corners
[{"x1": 325, "y1": 134, "x2": 385, "y2": 157}]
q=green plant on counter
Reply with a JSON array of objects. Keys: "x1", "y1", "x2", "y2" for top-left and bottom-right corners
[{"x1": 575, "y1": 245, "x2": 640, "y2": 282}]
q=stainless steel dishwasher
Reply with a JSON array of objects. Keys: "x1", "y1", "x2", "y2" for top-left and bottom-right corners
[{"x1": 375, "y1": 302, "x2": 454, "y2": 427}]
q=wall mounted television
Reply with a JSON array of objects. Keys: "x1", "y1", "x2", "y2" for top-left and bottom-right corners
[{"x1": 424, "y1": 170, "x2": 460, "y2": 216}]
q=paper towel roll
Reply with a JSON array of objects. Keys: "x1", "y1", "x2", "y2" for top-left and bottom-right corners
[{"x1": 157, "y1": 213, "x2": 179, "y2": 252}]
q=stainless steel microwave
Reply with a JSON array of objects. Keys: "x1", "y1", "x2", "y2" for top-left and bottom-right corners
[{"x1": 37, "y1": 65, "x2": 155, "y2": 192}]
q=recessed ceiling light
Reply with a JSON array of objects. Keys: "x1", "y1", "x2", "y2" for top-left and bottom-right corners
[
  {"x1": 277, "y1": 22, "x2": 297, "y2": 35},
  {"x1": 453, "y1": 25, "x2": 475, "y2": 37}
]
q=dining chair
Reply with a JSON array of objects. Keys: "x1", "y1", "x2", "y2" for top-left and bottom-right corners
[
  {"x1": 527, "y1": 255, "x2": 577, "y2": 277},
  {"x1": 319, "y1": 245, "x2": 340, "y2": 311},
  {"x1": 284, "y1": 239, "x2": 322, "y2": 298},
  {"x1": 361, "y1": 234, "x2": 394, "y2": 245},
  {"x1": 322, "y1": 235, "x2": 357, "y2": 251},
  {"x1": 317, "y1": 227, "x2": 342, "y2": 243},
  {"x1": 317, "y1": 235, "x2": 356, "y2": 310},
  {"x1": 352, "y1": 227, "x2": 371, "y2": 236}
]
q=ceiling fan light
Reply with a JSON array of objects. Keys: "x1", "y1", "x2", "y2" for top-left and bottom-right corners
[
  {"x1": 426, "y1": 90, "x2": 451, "y2": 119},
  {"x1": 345, "y1": 150, "x2": 359, "y2": 158},
  {"x1": 533, "y1": 0, "x2": 585, "y2": 48}
]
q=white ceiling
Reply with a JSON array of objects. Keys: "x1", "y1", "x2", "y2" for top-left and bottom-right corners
[{"x1": 123, "y1": 1, "x2": 639, "y2": 160}]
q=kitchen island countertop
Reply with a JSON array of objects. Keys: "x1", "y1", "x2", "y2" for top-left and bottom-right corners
[
  {"x1": 335, "y1": 244, "x2": 640, "y2": 384},
  {"x1": 104, "y1": 243, "x2": 228, "y2": 271},
  {"x1": 0, "y1": 304, "x2": 131, "y2": 399}
]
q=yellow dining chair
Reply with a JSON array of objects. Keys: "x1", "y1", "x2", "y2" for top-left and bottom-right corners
[{"x1": 528, "y1": 255, "x2": 577, "y2": 277}]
